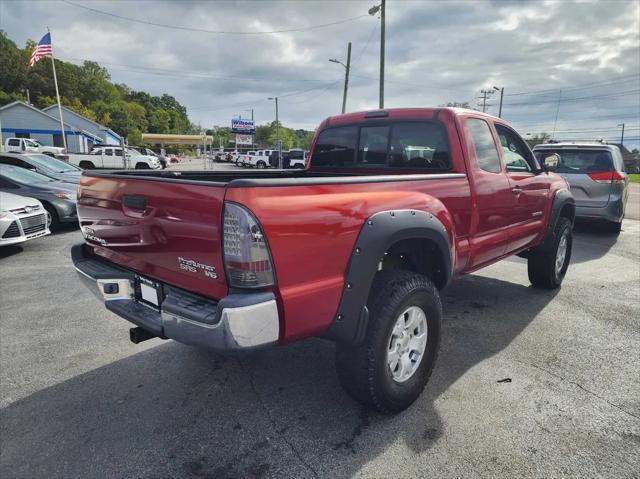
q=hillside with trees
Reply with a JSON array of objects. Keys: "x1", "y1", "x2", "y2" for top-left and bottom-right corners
[
  {"x1": 0, "y1": 32, "x2": 195, "y2": 144},
  {"x1": 1, "y1": 32, "x2": 316, "y2": 149}
]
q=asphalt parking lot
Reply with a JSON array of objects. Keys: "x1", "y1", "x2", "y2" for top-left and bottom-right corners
[{"x1": 1, "y1": 214, "x2": 639, "y2": 477}]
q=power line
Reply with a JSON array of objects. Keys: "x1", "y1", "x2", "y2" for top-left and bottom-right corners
[
  {"x1": 504, "y1": 74, "x2": 640, "y2": 97},
  {"x1": 60, "y1": 56, "x2": 331, "y2": 83},
  {"x1": 504, "y1": 89, "x2": 640, "y2": 107},
  {"x1": 61, "y1": 0, "x2": 369, "y2": 35},
  {"x1": 187, "y1": 80, "x2": 341, "y2": 112},
  {"x1": 510, "y1": 112, "x2": 640, "y2": 126}
]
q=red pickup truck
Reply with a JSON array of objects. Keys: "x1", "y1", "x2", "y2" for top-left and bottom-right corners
[{"x1": 72, "y1": 108, "x2": 575, "y2": 413}]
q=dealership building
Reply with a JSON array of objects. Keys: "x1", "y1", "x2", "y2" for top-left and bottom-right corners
[{"x1": 0, "y1": 101, "x2": 120, "y2": 152}]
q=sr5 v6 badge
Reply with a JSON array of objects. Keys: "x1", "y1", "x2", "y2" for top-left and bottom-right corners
[{"x1": 178, "y1": 257, "x2": 218, "y2": 279}]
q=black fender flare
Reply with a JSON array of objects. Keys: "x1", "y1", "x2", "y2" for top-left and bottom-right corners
[
  {"x1": 323, "y1": 209, "x2": 452, "y2": 345},
  {"x1": 538, "y1": 189, "x2": 575, "y2": 251}
]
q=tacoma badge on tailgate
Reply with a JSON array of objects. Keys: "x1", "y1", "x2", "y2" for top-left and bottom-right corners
[{"x1": 178, "y1": 257, "x2": 218, "y2": 279}]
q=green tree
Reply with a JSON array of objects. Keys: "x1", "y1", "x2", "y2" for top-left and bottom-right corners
[
  {"x1": 128, "y1": 127, "x2": 143, "y2": 146},
  {"x1": 525, "y1": 133, "x2": 551, "y2": 148}
]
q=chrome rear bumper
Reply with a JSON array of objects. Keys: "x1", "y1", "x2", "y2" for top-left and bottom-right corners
[{"x1": 72, "y1": 244, "x2": 280, "y2": 351}]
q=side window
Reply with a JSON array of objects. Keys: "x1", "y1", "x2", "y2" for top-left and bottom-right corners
[
  {"x1": 8, "y1": 139, "x2": 20, "y2": 147},
  {"x1": 358, "y1": 125, "x2": 389, "y2": 165},
  {"x1": 0, "y1": 157, "x2": 21, "y2": 166},
  {"x1": 104, "y1": 149, "x2": 112, "y2": 156},
  {"x1": 495, "y1": 125, "x2": 533, "y2": 173},
  {"x1": 312, "y1": 126, "x2": 358, "y2": 167},
  {"x1": 0, "y1": 178, "x2": 17, "y2": 188},
  {"x1": 114, "y1": 149, "x2": 123, "y2": 157},
  {"x1": 466, "y1": 118, "x2": 502, "y2": 173}
]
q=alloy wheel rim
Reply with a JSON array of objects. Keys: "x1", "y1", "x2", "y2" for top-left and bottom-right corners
[
  {"x1": 556, "y1": 231, "x2": 568, "y2": 276},
  {"x1": 387, "y1": 306, "x2": 428, "y2": 383}
]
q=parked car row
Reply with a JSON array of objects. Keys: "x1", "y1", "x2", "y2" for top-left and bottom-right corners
[{"x1": 0, "y1": 151, "x2": 83, "y2": 247}]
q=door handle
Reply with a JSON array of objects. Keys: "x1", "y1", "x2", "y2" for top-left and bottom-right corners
[{"x1": 512, "y1": 187, "x2": 523, "y2": 195}]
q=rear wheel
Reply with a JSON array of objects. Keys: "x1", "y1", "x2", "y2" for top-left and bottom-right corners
[
  {"x1": 608, "y1": 220, "x2": 622, "y2": 235},
  {"x1": 294, "y1": 163, "x2": 304, "y2": 169},
  {"x1": 257, "y1": 161, "x2": 266, "y2": 169},
  {"x1": 528, "y1": 217, "x2": 572, "y2": 289},
  {"x1": 78, "y1": 161, "x2": 94, "y2": 169},
  {"x1": 336, "y1": 270, "x2": 442, "y2": 414}
]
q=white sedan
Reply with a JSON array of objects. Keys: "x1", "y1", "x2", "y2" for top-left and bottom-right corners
[{"x1": 0, "y1": 192, "x2": 51, "y2": 247}]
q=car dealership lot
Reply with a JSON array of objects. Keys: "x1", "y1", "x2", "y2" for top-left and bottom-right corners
[{"x1": 1, "y1": 221, "x2": 639, "y2": 478}]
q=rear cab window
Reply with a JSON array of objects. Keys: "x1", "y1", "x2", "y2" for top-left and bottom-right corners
[{"x1": 311, "y1": 121, "x2": 451, "y2": 171}]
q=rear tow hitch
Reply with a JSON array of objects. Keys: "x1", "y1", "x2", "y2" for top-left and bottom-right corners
[{"x1": 129, "y1": 327, "x2": 157, "y2": 344}]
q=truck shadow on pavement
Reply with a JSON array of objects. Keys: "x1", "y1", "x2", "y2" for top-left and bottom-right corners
[
  {"x1": 569, "y1": 220, "x2": 621, "y2": 264},
  {"x1": 1, "y1": 275, "x2": 557, "y2": 479}
]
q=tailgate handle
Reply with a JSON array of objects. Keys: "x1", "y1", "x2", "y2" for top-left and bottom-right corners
[{"x1": 123, "y1": 195, "x2": 147, "y2": 210}]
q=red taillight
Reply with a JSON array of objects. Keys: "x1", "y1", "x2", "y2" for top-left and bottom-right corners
[{"x1": 588, "y1": 171, "x2": 625, "y2": 184}]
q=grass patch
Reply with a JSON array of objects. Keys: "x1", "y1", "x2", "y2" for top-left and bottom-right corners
[{"x1": 629, "y1": 174, "x2": 640, "y2": 183}]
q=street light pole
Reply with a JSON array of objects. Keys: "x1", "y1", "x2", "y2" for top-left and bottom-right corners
[
  {"x1": 369, "y1": 1, "x2": 385, "y2": 109},
  {"x1": 493, "y1": 86, "x2": 504, "y2": 118},
  {"x1": 268, "y1": 97, "x2": 281, "y2": 168},
  {"x1": 618, "y1": 123, "x2": 625, "y2": 146},
  {"x1": 329, "y1": 42, "x2": 352, "y2": 114}
]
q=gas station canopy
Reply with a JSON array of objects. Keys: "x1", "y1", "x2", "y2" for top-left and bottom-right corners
[{"x1": 142, "y1": 133, "x2": 213, "y2": 146}]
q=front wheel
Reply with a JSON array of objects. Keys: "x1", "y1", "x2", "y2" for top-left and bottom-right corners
[
  {"x1": 42, "y1": 203, "x2": 60, "y2": 231},
  {"x1": 336, "y1": 270, "x2": 442, "y2": 414},
  {"x1": 528, "y1": 216, "x2": 572, "y2": 289},
  {"x1": 135, "y1": 163, "x2": 150, "y2": 169},
  {"x1": 256, "y1": 161, "x2": 266, "y2": 169}
]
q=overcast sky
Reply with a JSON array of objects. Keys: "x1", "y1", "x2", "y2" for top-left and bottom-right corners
[{"x1": 1, "y1": 0, "x2": 639, "y2": 148}]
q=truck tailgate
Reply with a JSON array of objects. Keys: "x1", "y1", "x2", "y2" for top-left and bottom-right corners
[{"x1": 77, "y1": 175, "x2": 228, "y2": 299}]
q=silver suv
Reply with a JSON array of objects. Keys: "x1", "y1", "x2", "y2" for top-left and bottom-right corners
[{"x1": 533, "y1": 141, "x2": 628, "y2": 233}]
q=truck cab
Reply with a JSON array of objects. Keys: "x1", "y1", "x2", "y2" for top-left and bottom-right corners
[{"x1": 3, "y1": 138, "x2": 66, "y2": 159}]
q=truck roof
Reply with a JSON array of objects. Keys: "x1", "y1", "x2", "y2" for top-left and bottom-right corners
[
  {"x1": 533, "y1": 141, "x2": 620, "y2": 151},
  {"x1": 321, "y1": 107, "x2": 500, "y2": 128}
]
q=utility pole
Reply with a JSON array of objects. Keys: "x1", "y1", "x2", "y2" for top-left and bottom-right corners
[
  {"x1": 268, "y1": 97, "x2": 281, "y2": 168},
  {"x1": 618, "y1": 123, "x2": 625, "y2": 146},
  {"x1": 479, "y1": 89, "x2": 493, "y2": 113},
  {"x1": 369, "y1": 1, "x2": 385, "y2": 109},
  {"x1": 493, "y1": 86, "x2": 504, "y2": 118},
  {"x1": 343, "y1": 42, "x2": 351, "y2": 114}
]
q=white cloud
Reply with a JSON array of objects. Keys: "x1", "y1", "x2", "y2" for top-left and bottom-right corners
[{"x1": 1, "y1": 0, "x2": 638, "y2": 148}]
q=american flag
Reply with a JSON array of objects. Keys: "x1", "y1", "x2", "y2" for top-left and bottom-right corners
[{"x1": 30, "y1": 33, "x2": 53, "y2": 67}]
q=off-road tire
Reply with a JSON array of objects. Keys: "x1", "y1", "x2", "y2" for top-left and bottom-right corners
[
  {"x1": 336, "y1": 270, "x2": 442, "y2": 414},
  {"x1": 528, "y1": 217, "x2": 572, "y2": 289}
]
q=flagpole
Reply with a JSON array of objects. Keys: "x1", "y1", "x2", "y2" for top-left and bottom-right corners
[{"x1": 47, "y1": 28, "x2": 67, "y2": 152}]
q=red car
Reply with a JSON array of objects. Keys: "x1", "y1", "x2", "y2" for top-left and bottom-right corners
[{"x1": 72, "y1": 108, "x2": 574, "y2": 413}]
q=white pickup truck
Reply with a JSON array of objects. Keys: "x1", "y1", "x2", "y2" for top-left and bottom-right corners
[
  {"x1": 67, "y1": 146, "x2": 161, "y2": 170},
  {"x1": 3, "y1": 138, "x2": 66, "y2": 159},
  {"x1": 243, "y1": 149, "x2": 274, "y2": 168}
]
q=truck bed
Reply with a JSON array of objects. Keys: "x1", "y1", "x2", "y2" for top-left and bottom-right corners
[{"x1": 83, "y1": 168, "x2": 465, "y2": 187}]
